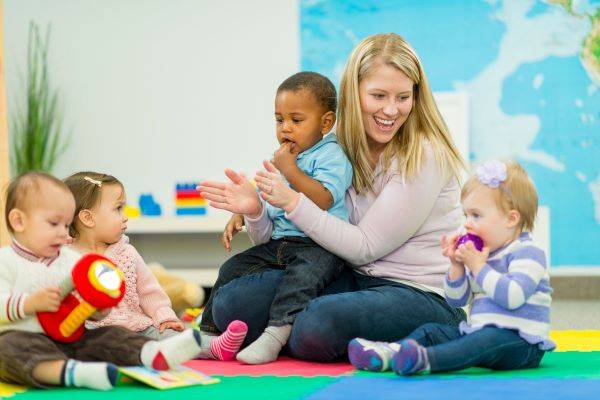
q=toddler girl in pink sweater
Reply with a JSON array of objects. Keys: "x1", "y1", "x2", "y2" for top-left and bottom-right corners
[{"x1": 64, "y1": 172, "x2": 247, "y2": 358}]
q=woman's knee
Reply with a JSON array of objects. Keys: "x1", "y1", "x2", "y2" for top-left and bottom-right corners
[
  {"x1": 212, "y1": 280, "x2": 249, "y2": 330},
  {"x1": 288, "y1": 300, "x2": 346, "y2": 362}
]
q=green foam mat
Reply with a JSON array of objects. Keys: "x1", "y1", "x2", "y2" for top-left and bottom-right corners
[
  {"x1": 4, "y1": 376, "x2": 337, "y2": 400},
  {"x1": 4, "y1": 352, "x2": 600, "y2": 399},
  {"x1": 355, "y1": 351, "x2": 600, "y2": 379}
]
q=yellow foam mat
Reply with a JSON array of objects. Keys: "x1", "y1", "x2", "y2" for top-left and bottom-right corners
[
  {"x1": 551, "y1": 330, "x2": 600, "y2": 351},
  {"x1": 0, "y1": 382, "x2": 27, "y2": 398}
]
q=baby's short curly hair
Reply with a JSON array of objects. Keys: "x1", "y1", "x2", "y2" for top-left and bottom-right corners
[{"x1": 277, "y1": 71, "x2": 337, "y2": 113}]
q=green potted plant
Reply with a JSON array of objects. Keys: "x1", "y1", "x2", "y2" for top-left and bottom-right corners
[{"x1": 10, "y1": 21, "x2": 68, "y2": 175}]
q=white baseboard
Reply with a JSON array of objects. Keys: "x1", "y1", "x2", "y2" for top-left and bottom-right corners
[{"x1": 550, "y1": 267, "x2": 600, "y2": 277}]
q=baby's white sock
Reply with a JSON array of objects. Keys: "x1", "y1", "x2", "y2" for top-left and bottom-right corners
[
  {"x1": 140, "y1": 329, "x2": 202, "y2": 370},
  {"x1": 236, "y1": 324, "x2": 291, "y2": 365},
  {"x1": 62, "y1": 359, "x2": 118, "y2": 391}
]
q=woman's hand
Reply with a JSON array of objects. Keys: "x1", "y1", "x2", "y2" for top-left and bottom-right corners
[
  {"x1": 197, "y1": 169, "x2": 262, "y2": 217},
  {"x1": 254, "y1": 160, "x2": 300, "y2": 212},
  {"x1": 222, "y1": 214, "x2": 244, "y2": 252}
]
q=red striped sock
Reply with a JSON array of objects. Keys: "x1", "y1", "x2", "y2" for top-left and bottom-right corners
[{"x1": 210, "y1": 320, "x2": 248, "y2": 361}]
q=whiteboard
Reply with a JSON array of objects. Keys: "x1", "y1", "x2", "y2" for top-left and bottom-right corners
[{"x1": 5, "y1": 0, "x2": 300, "y2": 214}]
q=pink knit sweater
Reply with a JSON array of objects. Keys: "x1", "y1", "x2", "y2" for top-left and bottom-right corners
[{"x1": 85, "y1": 235, "x2": 178, "y2": 332}]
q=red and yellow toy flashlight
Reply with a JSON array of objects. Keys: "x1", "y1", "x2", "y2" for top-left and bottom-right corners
[{"x1": 38, "y1": 254, "x2": 126, "y2": 342}]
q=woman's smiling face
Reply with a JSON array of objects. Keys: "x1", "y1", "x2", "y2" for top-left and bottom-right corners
[{"x1": 359, "y1": 63, "x2": 414, "y2": 151}]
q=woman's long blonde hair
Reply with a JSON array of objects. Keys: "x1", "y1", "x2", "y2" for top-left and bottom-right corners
[{"x1": 337, "y1": 33, "x2": 464, "y2": 194}]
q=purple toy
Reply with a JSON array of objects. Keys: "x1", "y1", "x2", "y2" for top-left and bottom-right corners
[{"x1": 456, "y1": 233, "x2": 484, "y2": 251}]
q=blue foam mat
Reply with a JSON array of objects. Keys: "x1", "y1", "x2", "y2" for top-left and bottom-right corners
[{"x1": 305, "y1": 377, "x2": 600, "y2": 400}]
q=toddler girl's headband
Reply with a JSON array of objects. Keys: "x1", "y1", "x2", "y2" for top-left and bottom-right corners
[
  {"x1": 83, "y1": 176, "x2": 102, "y2": 187},
  {"x1": 476, "y1": 160, "x2": 507, "y2": 189}
]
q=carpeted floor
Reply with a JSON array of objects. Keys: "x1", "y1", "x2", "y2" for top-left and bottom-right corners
[{"x1": 1, "y1": 330, "x2": 599, "y2": 400}]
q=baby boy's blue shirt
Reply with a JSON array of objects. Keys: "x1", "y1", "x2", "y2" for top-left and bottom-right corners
[{"x1": 267, "y1": 133, "x2": 353, "y2": 239}]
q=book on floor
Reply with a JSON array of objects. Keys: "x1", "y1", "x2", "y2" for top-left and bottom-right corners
[{"x1": 119, "y1": 365, "x2": 220, "y2": 390}]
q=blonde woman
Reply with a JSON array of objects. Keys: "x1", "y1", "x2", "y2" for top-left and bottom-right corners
[{"x1": 199, "y1": 33, "x2": 466, "y2": 363}]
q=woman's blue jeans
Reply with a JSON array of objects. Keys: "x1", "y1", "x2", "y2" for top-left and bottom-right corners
[{"x1": 211, "y1": 267, "x2": 466, "y2": 362}]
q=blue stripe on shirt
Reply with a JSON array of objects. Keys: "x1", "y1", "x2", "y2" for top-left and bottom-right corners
[
  {"x1": 471, "y1": 297, "x2": 551, "y2": 323},
  {"x1": 511, "y1": 246, "x2": 546, "y2": 268}
]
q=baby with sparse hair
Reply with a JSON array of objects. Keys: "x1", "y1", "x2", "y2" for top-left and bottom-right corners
[{"x1": 349, "y1": 161, "x2": 555, "y2": 375}]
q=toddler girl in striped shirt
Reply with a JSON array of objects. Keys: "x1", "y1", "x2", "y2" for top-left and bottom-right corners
[{"x1": 349, "y1": 160, "x2": 555, "y2": 375}]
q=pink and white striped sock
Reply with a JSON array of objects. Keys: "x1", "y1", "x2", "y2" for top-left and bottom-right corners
[{"x1": 209, "y1": 320, "x2": 248, "y2": 361}]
